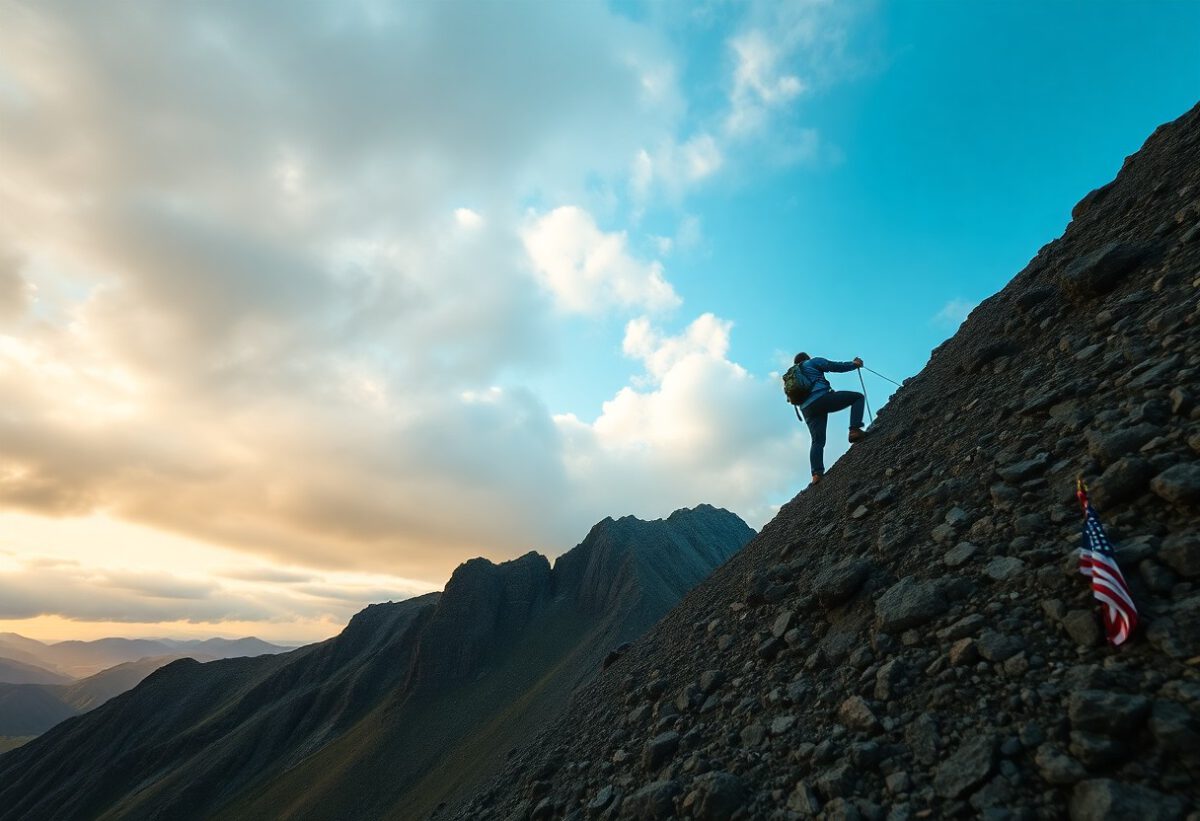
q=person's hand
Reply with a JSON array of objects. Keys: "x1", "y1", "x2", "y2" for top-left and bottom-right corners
[{"x1": 853, "y1": 357, "x2": 863, "y2": 368}]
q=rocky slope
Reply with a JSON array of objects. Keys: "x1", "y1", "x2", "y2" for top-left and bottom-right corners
[
  {"x1": 461, "y1": 103, "x2": 1200, "y2": 821},
  {"x1": 0, "y1": 505, "x2": 752, "y2": 820}
]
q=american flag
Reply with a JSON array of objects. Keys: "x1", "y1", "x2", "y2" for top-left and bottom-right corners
[{"x1": 1076, "y1": 478, "x2": 1138, "y2": 646}]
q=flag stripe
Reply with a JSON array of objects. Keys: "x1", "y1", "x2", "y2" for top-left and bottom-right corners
[{"x1": 1075, "y1": 493, "x2": 1138, "y2": 646}]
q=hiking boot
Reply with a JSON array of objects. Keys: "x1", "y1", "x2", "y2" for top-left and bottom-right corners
[
  {"x1": 810, "y1": 474, "x2": 822, "y2": 486},
  {"x1": 848, "y1": 427, "x2": 867, "y2": 444}
]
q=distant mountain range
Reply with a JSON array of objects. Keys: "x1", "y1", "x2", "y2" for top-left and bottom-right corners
[
  {"x1": 0, "y1": 505, "x2": 753, "y2": 820},
  {"x1": 0, "y1": 657, "x2": 72, "y2": 686},
  {"x1": 0, "y1": 634, "x2": 292, "y2": 746},
  {"x1": 0, "y1": 633, "x2": 288, "y2": 679}
]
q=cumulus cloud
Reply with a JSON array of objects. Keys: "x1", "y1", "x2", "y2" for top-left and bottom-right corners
[
  {"x1": 0, "y1": 1, "x2": 687, "y2": 582},
  {"x1": 623, "y1": 313, "x2": 730, "y2": 380},
  {"x1": 522, "y1": 206, "x2": 680, "y2": 313},
  {"x1": 555, "y1": 314, "x2": 805, "y2": 529},
  {"x1": 0, "y1": 1, "x2": 862, "y2": 635}
]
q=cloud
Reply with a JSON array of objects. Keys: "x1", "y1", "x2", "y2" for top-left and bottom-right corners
[
  {"x1": 220, "y1": 567, "x2": 317, "y2": 585},
  {"x1": 522, "y1": 206, "x2": 680, "y2": 313},
  {"x1": 0, "y1": 554, "x2": 430, "y2": 628},
  {"x1": 0, "y1": 241, "x2": 33, "y2": 324},
  {"x1": 649, "y1": 215, "x2": 705, "y2": 258},
  {"x1": 555, "y1": 313, "x2": 806, "y2": 529},
  {"x1": 726, "y1": 29, "x2": 807, "y2": 137},
  {"x1": 623, "y1": 313, "x2": 731, "y2": 381},
  {"x1": 933, "y1": 298, "x2": 977, "y2": 328},
  {"x1": 632, "y1": 133, "x2": 726, "y2": 202},
  {"x1": 0, "y1": 1, "x2": 867, "y2": 631},
  {"x1": 454, "y1": 207, "x2": 484, "y2": 229},
  {"x1": 0, "y1": 564, "x2": 274, "y2": 624}
]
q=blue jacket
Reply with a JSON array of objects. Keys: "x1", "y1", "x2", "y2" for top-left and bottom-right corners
[{"x1": 799, "y1": 357, "x2": 858, "y2": 409}]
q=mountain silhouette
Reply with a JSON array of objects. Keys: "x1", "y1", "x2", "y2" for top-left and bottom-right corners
[
  {"x1": 0, "y1": 657, "x2": 71, "y2": 686},
  {"x1": 0, "y1": 633, "x2": 290, "y2": 679},
  {"x1": 0, "y1": 505, "x2": 753, "y2": 820}
]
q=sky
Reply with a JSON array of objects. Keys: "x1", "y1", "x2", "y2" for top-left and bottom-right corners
[{"x1": 1, "y1": 0, "x2": 1198, "y2": 643}]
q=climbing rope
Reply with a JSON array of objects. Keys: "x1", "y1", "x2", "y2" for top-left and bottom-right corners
[
  {"x1": 862, "y1": 365, "x2": 903, "y2": 387},
  {"x1": 857, "y1": 367, "x2": 874, "y2": 424}
]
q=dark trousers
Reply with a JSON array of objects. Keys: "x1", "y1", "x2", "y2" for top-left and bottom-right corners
[{"x1": 801, "y1": 391, "x2": 865, "y2": 476}]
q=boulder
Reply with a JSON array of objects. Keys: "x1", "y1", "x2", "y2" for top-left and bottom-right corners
[
  {"x1": 1035, "y1": 744, "x2": 1086, "y2": 785},
  {"x1": 814, "y1": 559, "x2": 871, "y2": 608},
  {"x1": 1091, "y1": 457, "x2": 1154, "y2": 509},
  {"x1": 1060, "y1": 242, "x2": 1152, "y2": 299},
  {"x1": 1150, "y1": 463, "x2": 1200, "y2": 507},
  {"x1": 688, "y1": 771, "x2": 745, "y2": 821},
  {"x1": 1068, "y1": 690, "x2": 1150, "y2": 736},
  {"x1": 1085, "y1": 424, "x2": 1160, "y2": 466},
  {"x1": 837, "y1": 696, "x2": 880, "y2": 734},
  {"x1": 621, "y1": 780, "x2": 682, "y2": 820},
  {"x1": 1069, "y1": 779, "x2": 1184, "y2": 821},
  {"x1": 933, "y1": 734, "x2": 997, "y2": 799},
  {"x1": 875, "y1": 577, "x2": 948, "y2": 632},
  {"x1": 642, "y1": 731, "x2": 680, "y2": 772},
  {"x1": 984, "y1": 556, "x2": 1025, "y2": 581},
  {"x1": 1159, "y1": 532, "x2": 1200, "y2": 577}
]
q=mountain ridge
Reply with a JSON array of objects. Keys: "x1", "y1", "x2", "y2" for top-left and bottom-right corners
[{"x1": 0, "y1": 504, "x2": 754, "y2": 820}]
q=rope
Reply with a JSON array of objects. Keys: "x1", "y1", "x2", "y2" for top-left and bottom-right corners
[
  {"x1": 857, "y1": 367, "x2": 874, "y2": 424},
  {"x1": 862, "y1": 365, "x2": 903, "y2": 387}
]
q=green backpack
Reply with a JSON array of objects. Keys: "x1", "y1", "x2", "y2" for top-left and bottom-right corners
[{"x1": 782, "y1": 364, "x2": 814, "y2": 405}]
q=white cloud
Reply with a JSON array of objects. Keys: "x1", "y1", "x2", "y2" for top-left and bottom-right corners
[
  {"x1": 554, "y1": 314, "x2": 806, "y2": 529},
  {"x1": 630, "y1": 133, "x2": 725, "y2": 204},
  {"x1": 727, "y1": 29, "x2": 807, "y2": 137},
  {"x1": 0, "y1": 1, "x2": 871, "y2": 636},
  {"x1": 934, "y1": 298, "x2": 977, "y2": 328},
  {"x1": 0, "y1": 1, "x2": 688, "y2": 589},
  {"x1": 521, "y1": 206, "x2": 680, "y2": 314},
  {"x1": 454, "y1": 207, "x2": 484, "y2": 229},
  {"x1": 623, "y1": 313, "x2": 730, "y2": 380}
]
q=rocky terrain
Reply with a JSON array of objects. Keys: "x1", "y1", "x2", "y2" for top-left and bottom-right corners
[
  {"x1": 0, "y1": 505, "x2": 752, "y2": 820},
  {"x1": 459, "y1": 103, "x2": 1200, "y2": 820}
]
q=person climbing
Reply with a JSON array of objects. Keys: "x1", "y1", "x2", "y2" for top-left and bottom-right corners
[{"x1": 782, "y1": 353, "x2": 867, "y2": 485}]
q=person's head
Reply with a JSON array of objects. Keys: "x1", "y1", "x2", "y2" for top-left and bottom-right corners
[{"x1": 794, "y1": 352, "x2": 810, "y2": 364}]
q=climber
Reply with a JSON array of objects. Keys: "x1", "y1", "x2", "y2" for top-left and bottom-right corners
[{"x1": 784, "y1": 353, "x2": 867, "y2": 485}]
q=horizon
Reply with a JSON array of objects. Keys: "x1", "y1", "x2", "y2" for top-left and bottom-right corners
[{"x1": 2, "y1": 1, "x2": 1199, "y2": 644}]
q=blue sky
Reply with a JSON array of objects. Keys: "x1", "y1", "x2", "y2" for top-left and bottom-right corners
[
  {"x1": 0, "y1": 1, "x2": 1198, "y2": 641},
  {"x1": 539, "y1": 1, "x2": 1200, "y2": 419}
]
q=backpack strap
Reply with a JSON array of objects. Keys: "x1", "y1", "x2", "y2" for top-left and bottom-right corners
[{"x1": 794, "y1": 405, "x2": 803, "y2": 422}]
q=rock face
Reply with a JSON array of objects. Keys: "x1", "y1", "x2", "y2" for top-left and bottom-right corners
[
  {"x1": 0, "y1": 506, "x2": 752, "y2": 820},
  {"x1": 460, "y1": 103, "x2": 1200, "y2": 820}
]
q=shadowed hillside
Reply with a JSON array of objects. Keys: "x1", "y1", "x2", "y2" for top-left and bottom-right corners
[
  {"x1": 0, "y1": 505, "x2": 752, "y2": 820},
  {"x1": 0, "y1": 657, "x2": 71, "y2": 686},
  {"x1": 459, "y1": 102, "x2": 1200, "y2": 820}
]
